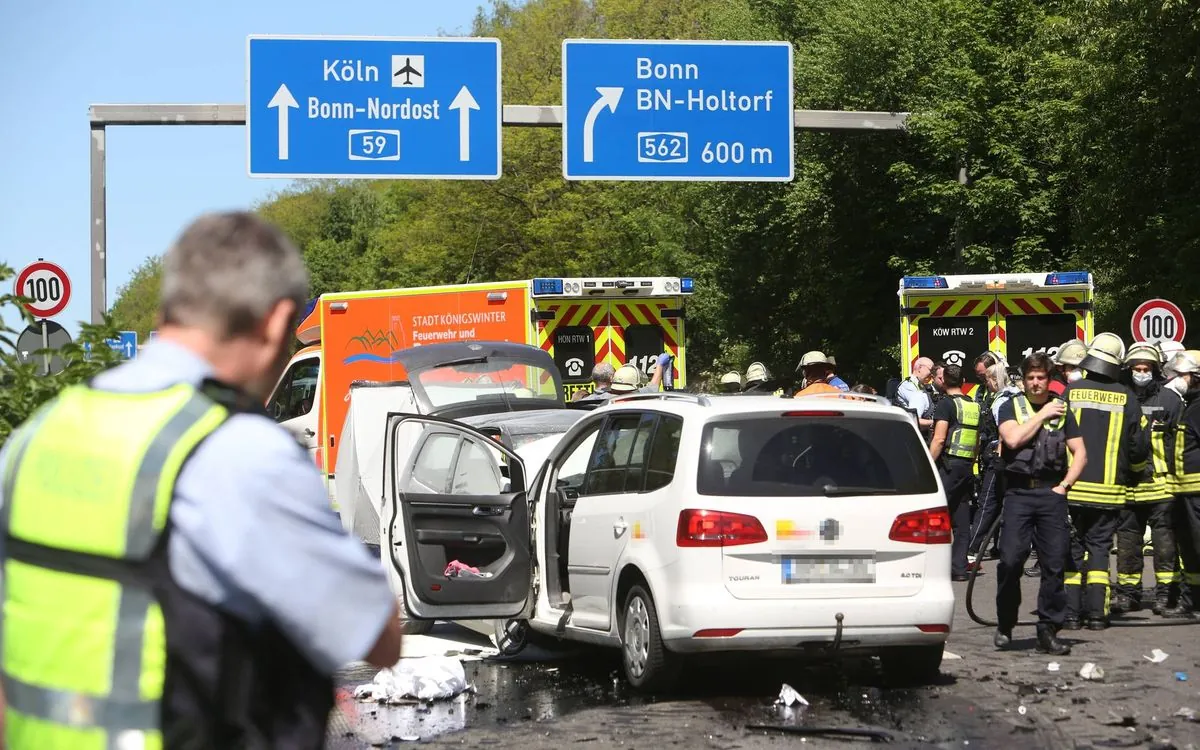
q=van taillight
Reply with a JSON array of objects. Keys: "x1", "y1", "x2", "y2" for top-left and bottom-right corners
[
  {"x1": 889, "y1": 508, "x2": 952, "y2": 544},
  {"x1": 677, "y1": 510, "x2": 767, "y2": 547}
]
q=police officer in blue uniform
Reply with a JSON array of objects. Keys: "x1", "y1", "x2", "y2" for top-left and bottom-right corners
[
  {"x1": 0, "y1": 212, "x2": 404, "y2": 748},
  {"x1": 993, "y1": 353, "x2": 1086, "y2": 656}
]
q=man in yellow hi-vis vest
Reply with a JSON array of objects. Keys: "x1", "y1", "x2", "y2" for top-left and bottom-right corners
[
  {"x1": 0, "y1": 212, "x2": 404, "y2": 749},
  {"x1": 929, "y1": 364, "x2": 981, "y2": 581}
]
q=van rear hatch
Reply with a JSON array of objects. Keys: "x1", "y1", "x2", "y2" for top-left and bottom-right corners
[{"x1": 692, "y1": 408, "x2": 947, "y2": 600}]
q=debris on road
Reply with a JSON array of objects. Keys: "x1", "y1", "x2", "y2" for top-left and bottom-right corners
[
  {"x1": 1048, "y1": 662, "x2": 1061, "y2": 672},
  {"x1": 746, "y1": 724, "x2": 895, "y2": 742},
  {"x1": 1143, "y1": 649, "x2": 1169, "y2": 664},
  {"x1": 1102, "y1": 710, "x2": 1137, "y2": 727},
  {"x1": 1173, "y1": 707, "x2": 1197, "y2": 723},
  {"x1": 1079, "y1": 663, "x2": 1106, "y2": 681},
  {"x1": 354, "y1": 656, "x2": 471, "y2": 703},
  {"x1": 775, "y1": 683, "x2": 809, "y2": 708},
  {"x1": 1174, "y1": 672, "x2": 1188, "y2": 682}
]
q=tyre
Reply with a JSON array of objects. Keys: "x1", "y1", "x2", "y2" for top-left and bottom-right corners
[
  {"x1": 620, "y1": 585, "x2": 681, "y2": 692},
  {"x1": 492, "y1": 618, "x2": 531, "y2": 656},
  {"x1": 879, "y1": 644, "x2": 944, "y2": 686}
]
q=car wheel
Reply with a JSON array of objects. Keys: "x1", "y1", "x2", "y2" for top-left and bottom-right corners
[
  {"x1": 879, "y1": 644, "x2": 944, "y2": 686},
  {"x1": 620, "y1": 585, "x2": 681, "y2": 692},
  {"x1": 492, "y1": 618, "x2": 531, "y2": 656}
]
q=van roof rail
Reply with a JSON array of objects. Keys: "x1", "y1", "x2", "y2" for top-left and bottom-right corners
[{"x1": 607, "y1": 391, "x2": 712, "y2": 407}]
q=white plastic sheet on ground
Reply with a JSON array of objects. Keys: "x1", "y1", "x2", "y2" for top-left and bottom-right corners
[{"x1": 354, "y1": 656, "x2": 471, "y2": 703}]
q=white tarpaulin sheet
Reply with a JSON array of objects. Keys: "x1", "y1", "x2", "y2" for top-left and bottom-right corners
[
  {"x1": 353, "y1": 656, "x2": 471, "y2": 703},
  {"x1": 335, "y1": 383, "x2": 418, "y2": 546}
]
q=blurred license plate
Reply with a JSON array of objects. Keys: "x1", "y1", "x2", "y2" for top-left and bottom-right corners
[{"x1": 783, "y1": 555, "x2": 876, "y2": 584}]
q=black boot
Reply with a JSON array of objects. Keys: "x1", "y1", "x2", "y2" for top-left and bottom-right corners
[
  {"x1": 1110, "y1": 593, "x2": 1134, "y2": 614},
  {"x1": 1036, "y1": 626, "x2": 1071, "y2": 656},
  {"x1": 1152, "y1": 591, "x2": 1172, "y2": 616},
  {"x1": 1159, "y1": 605, "x2": 1196, "y2": 620},
  {"x1": 1061, "y1": 617, "x2": 1083, "y2": 630}
]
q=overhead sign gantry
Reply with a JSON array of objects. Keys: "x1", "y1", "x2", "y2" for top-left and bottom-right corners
[{"x1": 88, "y1": 34, "x2": 909, "y2": 323}]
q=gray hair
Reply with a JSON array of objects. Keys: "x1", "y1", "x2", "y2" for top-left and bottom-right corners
[
  {"x1": 591, "y1": 362, "x2": 615, "y2": 385},
  {"x1": 160, "y1": 212, "x2": 309, "y2": 338},
  {"x1": 985, "y1": 363, "x2": 1011, "y2": 392}
]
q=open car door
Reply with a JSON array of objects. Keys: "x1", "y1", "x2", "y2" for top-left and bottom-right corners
[{"x1": 383, "y1": 413, "x2": 533, "y2": 621}]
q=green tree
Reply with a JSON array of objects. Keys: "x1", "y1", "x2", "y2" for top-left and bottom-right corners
[
  {"x1": 110, "y1": 255, "x2": 163, "y2": 337},
  {"x1": 0, "y1": 263, "x2": 124, "y2": 445}
]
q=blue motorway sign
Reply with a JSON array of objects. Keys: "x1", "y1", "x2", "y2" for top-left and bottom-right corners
[
  {"x1": 562, "y1": 39, "x2": 794, "y2": 181},
  {"x1": 247, "y1": 35, "x2": 502, "y2": 179},
  {"x1": 85, "y1": 331, "x2": 137, "y2": 360},
  {"x1": 107, "y1": 331, "x2": 138, "y2": 360}
]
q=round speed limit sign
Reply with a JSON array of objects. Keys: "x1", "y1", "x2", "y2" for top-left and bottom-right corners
[
  {"x1": 13, "y1": 260, "x2": 72, "y2": 318},
  {"x1": 1131, "y1": 298, "x2": 1186, "y2": 344}
]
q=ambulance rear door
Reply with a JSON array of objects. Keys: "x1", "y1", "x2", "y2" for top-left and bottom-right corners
[
  {"x1": 899, "y1": 276, "x2": 994, "y2": 379},
  {"x1": 992, "y1": 272, "x2": 1094, "y2": 363},
  {"x1": 531, "y1": 277, "x2": 692, "y2": 398}
]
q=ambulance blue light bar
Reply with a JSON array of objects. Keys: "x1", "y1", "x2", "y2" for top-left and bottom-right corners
[
  {"x1": 681, "y1": 277, "x2": 694, "y2": 294},
  {"x1": 1045, "y1": 271, "x2": 1090, "y2": 286},
  {"x1": 902, "y1": 276, "x2": 949, "y2": 289},
  {"x1": 532, "y1": 278, "x2": 564, "y2": 295}
]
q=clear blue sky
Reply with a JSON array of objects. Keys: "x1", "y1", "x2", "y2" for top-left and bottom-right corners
[{"x1": 0, "y1": 0, "x2": 482, "y2": 339}]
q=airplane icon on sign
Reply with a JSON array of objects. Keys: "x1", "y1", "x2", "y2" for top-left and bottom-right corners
[{"x1": 394, "y1": 57, "x2": 422, "y2": 85}]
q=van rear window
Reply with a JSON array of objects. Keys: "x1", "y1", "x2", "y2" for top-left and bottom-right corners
[{"x1": 697, "y1": 416, "x2": 938, "y2": 497}]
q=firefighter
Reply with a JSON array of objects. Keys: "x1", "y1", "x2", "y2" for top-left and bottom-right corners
[
  {"x1": 993, "y1": 352, "x2": 1085, "y2": 656},
  {"x1": 928, "y1": 364, "x2": 980, "y2": 580},
  {"x1": 718, "y1": 370, "x2": 743, "y2": 393},
  {"x1": 1049, "y1": 338, "x2": 1088, "y2": 396},
  {"x1": 796, "y1": 351, "x2": 849, "y2": 392},
  {"x1": 1168, "y1": 350, "x2": 1200, "y2": 617},
  {"x1": 1112, "y1": 343, "x2": 1180, "y2": 615},
  {"x1": 1063, "y1": 332, "x2": 1148, "y2": 629},
  {"x1": 742, "y1": 361, "x2": 784, "y2": 396}
]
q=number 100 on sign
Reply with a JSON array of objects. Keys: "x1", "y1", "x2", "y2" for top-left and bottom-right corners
[
  {"x1": 24, "y1": 273, "x2": 63, "y2": 305},
  {"x1": 1140, "y1": 310, "x2": 1178, "y2": 341}
]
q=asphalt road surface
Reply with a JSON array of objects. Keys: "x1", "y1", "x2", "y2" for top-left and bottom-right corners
[{"x1": 327, "y1": 558, "x2": 1200, "y2": 748}]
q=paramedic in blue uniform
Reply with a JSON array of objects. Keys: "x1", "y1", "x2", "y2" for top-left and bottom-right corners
[{"x1": 0, "y1": 211, "x2": 404, "y2": 746}]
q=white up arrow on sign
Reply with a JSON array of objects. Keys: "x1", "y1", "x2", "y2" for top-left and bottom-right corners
[
  {"x1": 448, "y1": 86, "x2": 479, "y2": 162},
  {"x1": 267, "y1": 84, "x2": 299, "y2": 160}
]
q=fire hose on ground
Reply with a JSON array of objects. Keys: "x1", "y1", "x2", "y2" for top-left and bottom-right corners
[{"x1": 963, "y1": 512, "x2": 1200, "y2": 629}]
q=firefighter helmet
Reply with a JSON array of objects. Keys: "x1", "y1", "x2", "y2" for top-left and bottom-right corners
[
  {"x1": 1167, "y1": 351, "x2": 1200, "y2": 376},
  {"x1": 745, "y1": 361, "x2": 772, "y2": 384},
  {"x1": 719, "y1": 371, "x2": 743, "y2": 390},
  {"x1": 1078, "y1": 332, "x2": 1127, "y2": 380},
  {"x1": 796, "y1": 350, "x2": 835, "y2": 372},
  {"x1": 1125, "y1": 342, "x2": 1162, "y2": 366},
  {"x1": 610, "y1": 364, "x2": 644, "y2": 393},
  {"x1": 1053, "y1": 339, "x2": 1088, "y2": 367}
]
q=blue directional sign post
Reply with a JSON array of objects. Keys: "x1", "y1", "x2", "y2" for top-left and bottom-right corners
[
  {"x1": 562, "y1": 39, "x2": 794, "y2": 181},
  {"x1": 247, "y1": 35, "x2": 502, "y2": 179},
  {"x1": 107, "y1": 331, "x2": 138, "y2": 360}
]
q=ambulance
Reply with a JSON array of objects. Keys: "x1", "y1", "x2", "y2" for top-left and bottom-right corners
[
  {"x1": 898, "y1": 271, "x2": 1096, "y2": 394},
  {"x1": 266, "y1": 276, "x2": 694, "y2": 489}
]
